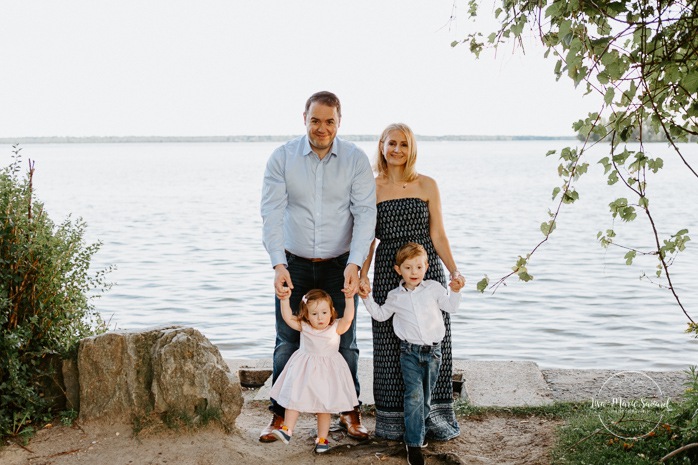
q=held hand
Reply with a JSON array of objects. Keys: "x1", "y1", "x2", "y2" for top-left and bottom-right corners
[
  {"x1": 343, "y1": 263, "x2": 359, "y2": 297},
  {"x1": 358, "y1": 276, "x2": 371, "y2": 298},
  {"x1": 448, "y1": 272, "x2": 465, "y2": 293},
  {"x1": 277, "y1": 285, "x2": 292, "y2": 301},
  {"x1": 274, "y1": 265, "x2": 293, "y2": 299}
]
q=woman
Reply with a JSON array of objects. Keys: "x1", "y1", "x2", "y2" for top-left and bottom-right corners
[{"x1": 359, "y1": 123, "x2": 465, "y2": 441}]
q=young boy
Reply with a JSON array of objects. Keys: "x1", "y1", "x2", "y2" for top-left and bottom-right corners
[{"x1": 360, "y1": 242, "x2": 463, "y2": 465}]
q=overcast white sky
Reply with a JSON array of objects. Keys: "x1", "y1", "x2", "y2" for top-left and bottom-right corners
[{"x1": 1, "y1": 0, "x2": 603, "y2": 138}]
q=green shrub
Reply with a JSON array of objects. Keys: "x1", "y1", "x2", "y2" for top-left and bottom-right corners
[{"x1": 1, "y1": 146, "x2": 111, "y2": 437}]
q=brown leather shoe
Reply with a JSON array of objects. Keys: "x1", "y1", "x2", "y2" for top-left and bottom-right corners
[
  {"x1": 259, "y1": 413, "x2": 284, "y2": 442},
  {"x1": 339, "y1": 407, "x2": 369, "y2": 440}
]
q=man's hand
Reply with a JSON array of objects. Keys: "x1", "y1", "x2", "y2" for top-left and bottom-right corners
[
  {"x1": 343, "y1": 263, "x2": 360, "y2": 297},
  {"x1": 274, "y1": 264, "x2": 293, "y2": 299}
]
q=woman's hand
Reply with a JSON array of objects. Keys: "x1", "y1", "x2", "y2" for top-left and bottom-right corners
[
  {"x1": 358, "y1": 276, "x2": 371, "y2": 298},
  {"x1": 449, "y1": 270, "x2": 465, "y2": 292}
]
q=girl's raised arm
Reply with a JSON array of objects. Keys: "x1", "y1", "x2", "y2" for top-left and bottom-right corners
[
  {"x1": 280, "y1": 297, "x2": 302, "y2": 332},
  {"x1": 335, "y1": 294, "x2": 355, "y2": 335}
]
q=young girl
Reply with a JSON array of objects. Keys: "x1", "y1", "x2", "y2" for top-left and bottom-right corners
[{"x1": 269, "y1": 288, "x2": 358, "y2": 454}]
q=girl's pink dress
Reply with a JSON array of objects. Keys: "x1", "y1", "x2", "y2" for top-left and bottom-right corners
[{"x1": 270, "y1": 321, "x2": 358, "y2": 413}]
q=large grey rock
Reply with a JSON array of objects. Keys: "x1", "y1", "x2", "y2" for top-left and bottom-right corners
[
  {"x1": 151, "y1": 327, "x2": 242, "y2": 428},
  {"x1": 78, "y1": 326, "x2": 242, "y2": 430},
  {"x1": 78, "y1": 328, "x2": 162, "y2": 421}
]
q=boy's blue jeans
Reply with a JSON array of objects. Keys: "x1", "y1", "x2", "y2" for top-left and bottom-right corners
[{"x1": 400, "y1": 340, "x2": 442, "y2": 447}]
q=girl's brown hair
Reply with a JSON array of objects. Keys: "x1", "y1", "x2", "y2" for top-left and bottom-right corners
[{"x1": 298, "y1": 289, "x2": 338, "y2": 327}]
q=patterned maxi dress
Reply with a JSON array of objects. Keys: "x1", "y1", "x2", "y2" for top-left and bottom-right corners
[{"x1": 371, "y1": 197, "x2": 460, "y2": 441}]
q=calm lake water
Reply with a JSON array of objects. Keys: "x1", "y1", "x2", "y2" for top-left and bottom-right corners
[{"x1": 3, "y1": 140, "x2": 697, "y2": 370}]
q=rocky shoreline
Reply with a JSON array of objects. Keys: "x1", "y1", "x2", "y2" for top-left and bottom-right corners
[{"x1": 1, "y1": 326, "x2": 692, "y2": 465}]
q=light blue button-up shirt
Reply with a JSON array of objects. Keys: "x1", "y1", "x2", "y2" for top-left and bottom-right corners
[{"x1": 261, "y1": 135, "x2": 377, "y2": 269}]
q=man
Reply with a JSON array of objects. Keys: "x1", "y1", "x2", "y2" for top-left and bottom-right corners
[{"x1": 260, "y1": 91, "x2": 376, "y2": 441}]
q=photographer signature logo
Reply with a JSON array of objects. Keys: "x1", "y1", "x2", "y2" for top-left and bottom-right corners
[{"x1": 590, "y1": 371, "x2": 672, "y2": 439}]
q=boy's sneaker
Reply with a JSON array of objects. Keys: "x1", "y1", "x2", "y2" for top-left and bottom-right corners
[
  {"x1": 271, "y1": 426, "x2": 291, "y2": 444},
  {"x1": 314, "y1": 437, "x2": 330, "y2": 454},
  {"x1": 406, "y1": 444, "x2": 425, "y2": 465}
]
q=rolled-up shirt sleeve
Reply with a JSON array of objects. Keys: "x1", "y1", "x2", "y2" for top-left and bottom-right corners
[
  {"x1": 348, "y1": 154, "x2": 377, "y2": 267},
  {"x1": 261, "y1": 148, "x2": 288, "y2": 268}
]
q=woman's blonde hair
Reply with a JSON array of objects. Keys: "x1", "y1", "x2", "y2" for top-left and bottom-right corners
[
  {"x1": 298, "y1": 289, "x2": 338, "y2": 327},
  {"x1": 374, "y1": 123, "x2": 419, "y2": 182}
]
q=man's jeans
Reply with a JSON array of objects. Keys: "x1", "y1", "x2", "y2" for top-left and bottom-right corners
[
  {"x1": 400, "y1": 340, "x2": 442, "y2": 447},
  {"x1": 270, "y1": 251, "x2": 360, "y2": 416}
]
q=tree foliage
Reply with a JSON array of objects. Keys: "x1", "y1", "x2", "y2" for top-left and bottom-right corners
[
  {"x1": 578, "y1": 116, "x2": 698, "y2": 142},
  {"x1": 456, "y1": 0, "x2": 697, "y2": 328},
  {"x1": 1, "y1": 147, "x2": 111, "y2": 438}
]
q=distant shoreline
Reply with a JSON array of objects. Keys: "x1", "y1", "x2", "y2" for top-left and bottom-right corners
[{"x1": 0, "y1": 134, "x2": 577, "y2": 144}]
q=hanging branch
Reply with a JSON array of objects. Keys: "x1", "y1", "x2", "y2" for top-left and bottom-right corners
[
  {"x1": 27, "y1": 159, "x2": 35, "y2": 221},
  {"x1": 461, "y1": 0, "x2": 696, "y2": 327}
]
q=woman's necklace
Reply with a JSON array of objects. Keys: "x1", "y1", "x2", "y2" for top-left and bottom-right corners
[{"x1": 388, "y1": 176, "x2": 407, "y2": 189}]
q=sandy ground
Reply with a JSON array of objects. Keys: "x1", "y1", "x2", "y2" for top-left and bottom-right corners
[
  {"x1": 2, "y1": 367, "x2": 689, "y2": 465},
  {"x1": 0, "y1": 389, "x2": 558, "y2": 465}
]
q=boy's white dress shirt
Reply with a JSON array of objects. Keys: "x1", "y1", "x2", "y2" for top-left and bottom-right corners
[{"x1": 362, "y1": 279, "x2": 460, "y2": 346}]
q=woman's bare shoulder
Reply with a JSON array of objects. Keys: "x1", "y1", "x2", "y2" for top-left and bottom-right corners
[
  {"x1": 416, "y1": 174, "x2": 439, "y2": 195},
  {"x1": 416, "y1": 173, "x2": 437, "y2": 185}
]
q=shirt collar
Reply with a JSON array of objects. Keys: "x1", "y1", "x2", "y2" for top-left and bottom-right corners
[
  {"x1": 399, "y1": 279, "x2": 426, "y2": 292},
  {"x1": 302, "y1": 135, "x2": 339, "y2": 159}
]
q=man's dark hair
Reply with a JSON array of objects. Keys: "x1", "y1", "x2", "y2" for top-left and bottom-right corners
[{"x1": 305, "y1": 91, "x2": 342, "y2": 117}]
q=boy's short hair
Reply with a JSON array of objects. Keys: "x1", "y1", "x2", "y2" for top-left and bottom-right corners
[{"x1": 395, "y1": 242, "x2": 428, "y2": 266}]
